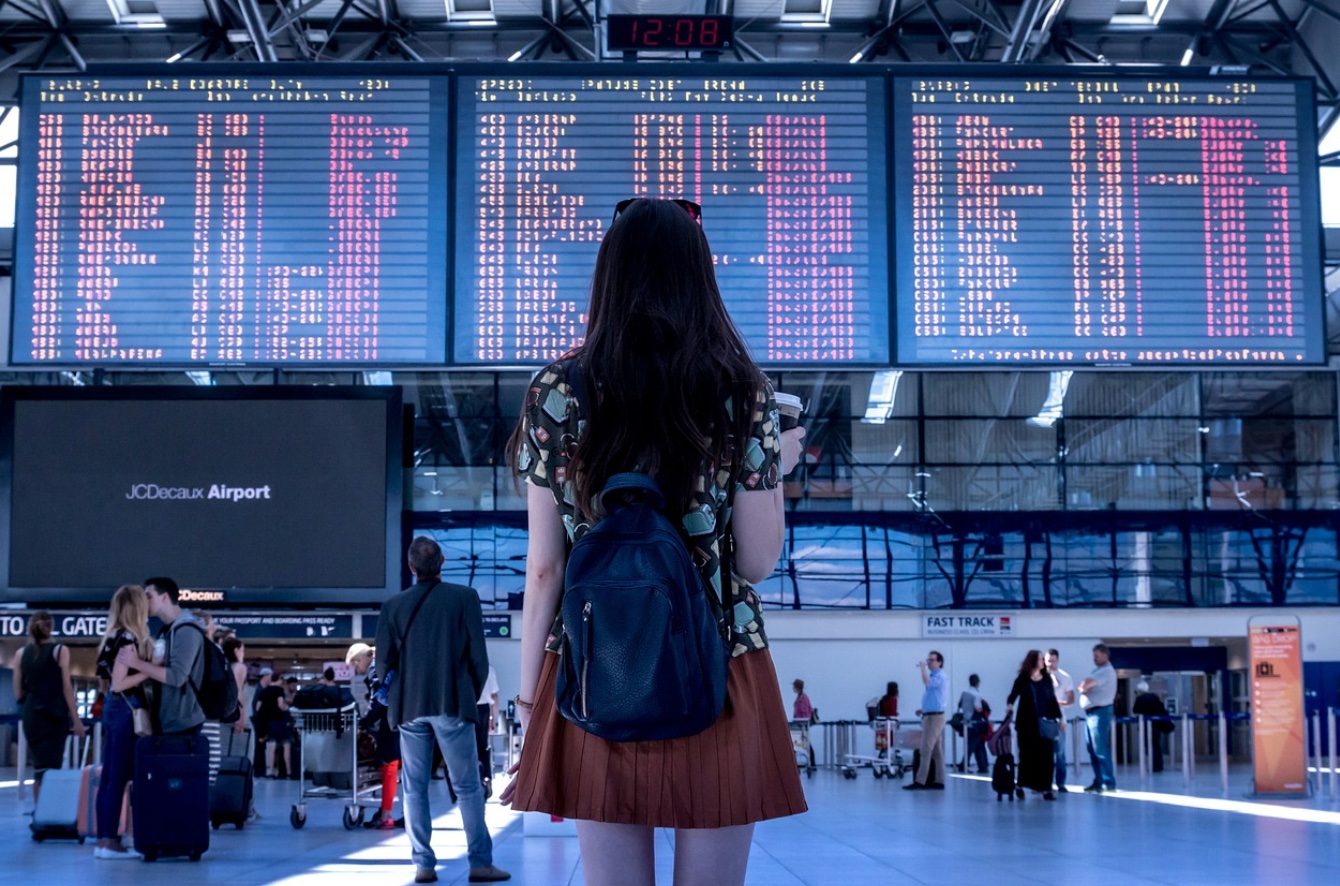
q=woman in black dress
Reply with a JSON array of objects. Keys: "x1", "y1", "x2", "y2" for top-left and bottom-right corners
[{"x1": 1006, "y1": 649, "x2": 1062, "y2": 801}]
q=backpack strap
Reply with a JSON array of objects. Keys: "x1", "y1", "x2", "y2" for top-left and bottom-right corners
[{"x1": 177, "y1": 621, "x2": 209, "y2": 704}]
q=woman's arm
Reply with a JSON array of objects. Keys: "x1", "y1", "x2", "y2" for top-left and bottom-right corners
[
  {"x1": 11, "y1": 649, "x2": 23, "y2": 703},
  {"x1": 110, "y1": 652, "x2": 151, "y2": 693},
  {"x1": 732, "y1": 426, "x2": 805, "y2": 584},
  {"x1": 232, "y1": 663, "x2": 248, "y2": 732},
  {"x1": 517, "y1": 483, "x2": 567, "y2": 733},
  {"x1": 58, "y1": 645, "x2": 87, "y2": 737}
]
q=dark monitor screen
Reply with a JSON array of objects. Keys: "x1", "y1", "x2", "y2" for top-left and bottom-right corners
[
  {"x1": 452, "y1": 67, "x2": 890, "y2": 366},
  {"x1": 0, "y1": 387, "x2": 403, "y2": 605},
  {"x1": 12, "y1": 70, "x2": 449, "y2": 366},
  {"x1": 891, "y1": 73, "x2": 1324, "y2": 366}
]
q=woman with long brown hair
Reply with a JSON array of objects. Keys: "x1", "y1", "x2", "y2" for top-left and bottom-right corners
[
  {"x1": 1006, "y1": 648, "x2": 1063, "y2": 801},
  {"x1": 92, "y1": 585, "x2": 152, "y2": 858},
  {"x1": 502, "y1": 198, "x2": 808, "y2": 886},
  {"x1": 13, "y1": 610, "x2": 86, "y2": 806}
]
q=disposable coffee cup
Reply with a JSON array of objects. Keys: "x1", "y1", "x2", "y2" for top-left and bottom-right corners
[{"x1": 775, "y1": 392, "x2": 804, "y2": 431}]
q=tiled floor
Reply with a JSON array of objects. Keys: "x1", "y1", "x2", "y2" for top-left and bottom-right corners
[{"x1": 3, "y1": 765, "x2": 1338, "y2": 885}]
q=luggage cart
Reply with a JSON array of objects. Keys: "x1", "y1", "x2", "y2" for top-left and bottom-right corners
[
  {"x1": 840, "y1": 717, "x2": 907, "y2": 779},
  {"x1": 789, "y1": 720, "x2": 817, "y2": 779},
  {"x1": 288, "y1": 706, "x2": 382, "y2": 830}
]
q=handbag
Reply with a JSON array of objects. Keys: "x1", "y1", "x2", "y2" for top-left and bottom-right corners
[{"x1": 1039, "y1": 717, "x2": 1061, "y2": 741}]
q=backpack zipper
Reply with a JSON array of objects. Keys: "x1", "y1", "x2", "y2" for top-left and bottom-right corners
[{"x1": 580, "y1": 601, "x2": 592, "y2": 720}]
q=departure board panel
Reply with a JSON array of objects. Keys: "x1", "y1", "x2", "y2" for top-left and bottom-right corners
[
  {"x1": 892, "y1": 75, "x2": 1324, "y2": 366},
  {"x1": 454, "y1": 72, "x2": 889, "y2": 365},
  {"x1": 13, "y1": 72, "x2": 448, "y2": 365}
]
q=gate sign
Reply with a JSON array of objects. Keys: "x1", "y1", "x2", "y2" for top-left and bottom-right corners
[
  {"x1": 0, "y1": 611, "x2": 107, "y2": 639},
  {"x1": 922, "y1": 614, "x2": 1014, "y2": 638},
  {"x1": 1248, "y1": 617, "x2": 1308, "y2": 797}
]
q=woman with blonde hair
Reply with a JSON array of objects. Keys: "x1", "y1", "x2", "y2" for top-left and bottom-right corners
[
  {"x1": 92, "y1": 585, "x2": 152, "y2": 858},
  {"x1": 13, "y1": 610, "x2": 86, "y2": 807}
]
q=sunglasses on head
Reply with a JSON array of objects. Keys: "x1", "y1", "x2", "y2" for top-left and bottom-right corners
[{"x1": 612, "y1": 198, "x2": 702, "y2": 224}]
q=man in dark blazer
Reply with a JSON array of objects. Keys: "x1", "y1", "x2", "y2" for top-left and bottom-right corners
[{"x1": 375, "y1": 536, "x2": 510, "y2": 884}]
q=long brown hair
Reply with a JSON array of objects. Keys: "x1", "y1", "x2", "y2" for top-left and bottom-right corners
[
  {"x1": 508, "y1": 198, "x2": 765, "y2": 521},
  {"x1": 1017, "y1": 649, "x2": 1044, "y2": 679}
]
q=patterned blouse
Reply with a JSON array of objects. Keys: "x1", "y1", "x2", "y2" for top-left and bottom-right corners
[{"x1": 515, "y1": 359, "x2": 782, "y2": 657}]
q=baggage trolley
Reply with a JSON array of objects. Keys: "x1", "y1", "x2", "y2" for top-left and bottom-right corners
[
  {"x1": 789, "y1": 720, "x2": 816, "y2": 779},
  {"x1": 288, "y1": 706, "x2": 382, "y2": 830},
  {"x1": 840, "y1": 717, "x2": 907, "y2": 779}
]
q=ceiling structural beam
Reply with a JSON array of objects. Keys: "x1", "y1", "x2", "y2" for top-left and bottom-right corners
[
  {"x1": 6, "y1": 0, "x2": 49, "y2": 23},
  {"x1": 267, "y1": 0, "x2": 330, "y2": 37},
  {"x1": 1294, "y1": 0, "x2": 1340, "y2": 25},
  {"x1": 0, "y1": 38, "x2": 51, "y2": 75},
  {"x1": 57, "y1": 32, "x2": 85, "y2": 71},
  {"x1": 36, "y1": 0, "x2": 66, "y2": 29},
  {"x1": 1184, "y1": 0, "x2": 1241, "y2": 67},
  {"x1": 1265, "y1": 0, "x2": 1337, "y2": 101},
  {"x1": 569, "y1": 0, "x2": 594, "y2": 30},
  {"x1": 923, "y1": 0, "x2": 967, "y2": 62},
  {"x1": 165, "y1": 36, "x2": 214, "y2": 63},
  {"x1": 945, "y1": 0, "x2": 1012, "y2": 40},
  {"x1": 733, "y1": 37, "x2": 768, "y2": 63},
  {"x1": 1024, "y1": 0, "x2": 1073, "y2": 62},
  {"x1": 390, "y1": 35, "x2": 422, "y2": 61},
  {"x1": 315, "y1": 0, "x2": 359, "y2": 60},
  {"x1": 1000, "y1": 0, "x2": 1045, "y2": 63}
]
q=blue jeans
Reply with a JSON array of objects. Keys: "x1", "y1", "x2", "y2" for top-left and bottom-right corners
[
  {"x1": 1053, "y1": 731, "x2": 1067, "y2": 789},
  {"x1": 1085, "y1": 705, "x2": 1116, "y2": 788},
  {"x1": 399, "y1": 714, "x2": 492, "y2": 871},
  {"x1": 97, "y1": 695, "x2": 136, "y2": 841}
]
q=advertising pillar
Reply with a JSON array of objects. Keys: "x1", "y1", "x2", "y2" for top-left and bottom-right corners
[{"x1": 1247, "y1": 616, "x2": 1309, "y2": 797}]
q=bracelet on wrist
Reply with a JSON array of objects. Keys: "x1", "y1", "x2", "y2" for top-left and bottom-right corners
[{"x1": 514, "y1": 695, "x2": 534, "y2": 710}]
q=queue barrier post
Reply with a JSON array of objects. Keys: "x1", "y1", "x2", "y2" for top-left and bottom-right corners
[
  {"x1": 1137, "y1": 716, "x2": 1147, "y2": 779},
  {"x1": 16, "y1": 721, "x2": 28, "y2": 803},
  {"x1": 1072, "y1": 716, "x2": 1083, "y2": 780},
  {"x1": 1182, "y1": 712, "x2": 1192, "y2": 788},
  {"x1": 1218, "y1": 710, "x2": 1229, "y2": 795},
  {"x1": 1311, "y1": 710, "x2": 1323, "y2": 796},
  {"x1": 1323, "y1": 702, "x2": 1334, "y2": 804}
]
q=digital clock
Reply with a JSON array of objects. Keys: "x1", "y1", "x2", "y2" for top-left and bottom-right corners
[{"x1": 606, "y1": 14, "x2": 734, "y2": 51}]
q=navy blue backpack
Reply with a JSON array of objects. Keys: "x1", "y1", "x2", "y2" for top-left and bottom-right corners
[{"x1": 556, "y1": 472, "x2": 733, "y2": 742}]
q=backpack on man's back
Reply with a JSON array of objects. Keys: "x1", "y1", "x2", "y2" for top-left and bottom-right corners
[{"x1": 175, "y1": 622, "x2": 238, "y2": 723}]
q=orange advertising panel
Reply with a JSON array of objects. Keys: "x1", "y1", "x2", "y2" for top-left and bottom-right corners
[{"x1": 1248, "y1": 620, "x2": 1308, "y2": 796}]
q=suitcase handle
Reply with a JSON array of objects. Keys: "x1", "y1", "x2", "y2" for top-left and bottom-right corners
[{"x1": 64, "y1": 730, "x2": 93, "y2": 770}]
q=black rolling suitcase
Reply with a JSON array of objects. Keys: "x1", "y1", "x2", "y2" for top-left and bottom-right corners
[
  {"x1": 134, "y1": 734, "x2": 210, "y2": 861},
  {"x1": 210, "y1": 754, "x2": 254, "y2": 830},
  {"x1": 992, "y1": 752, "x2": 1017, "y2": 801}
]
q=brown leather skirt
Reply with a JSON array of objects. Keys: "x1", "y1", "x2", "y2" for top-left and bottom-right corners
[{"x1": 509, "y1": 648, "x2": 808, "y2": 828}]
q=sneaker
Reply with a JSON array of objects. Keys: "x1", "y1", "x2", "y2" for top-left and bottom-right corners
[
  {"x1": 1055, "y1": 785, "x2": 1069, "y2": 793},
  {"x1": 928, "y1": 782, "x2": 946, "y2": 790},
  {"x1": 95, "y1": 846, "x2": 143, "y2": 860},
  {"x1": 415, "y1": 868, "x2": 438, "y2": 884},
  {"x1": 902, "y1": 782, "x2": 925, "y2": 791},
  {"x1": 364, "y1": 815, "x2": 396, "y2": 830},
  {"x1": 468, "y1": 865, "x2": 512, "y2": 883},
  {"x1": 1083, "y1": 783, "x2": 1104, "y2": 793}
]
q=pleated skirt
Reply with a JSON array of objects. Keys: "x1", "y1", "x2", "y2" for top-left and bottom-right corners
[{"x1": 509, "y1": 648, "x2": 809, "y2": 828}]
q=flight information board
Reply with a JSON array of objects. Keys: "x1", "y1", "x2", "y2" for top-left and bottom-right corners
[
  {"x1": 453, "y1": 72, "x2": 889, "y2": 365},
  {"x1": 12, "y1": 72, "x2": 448, "y2": 365},
  {"x1": 892, "y1": 74, "x2": 1324, "y2": 366}
]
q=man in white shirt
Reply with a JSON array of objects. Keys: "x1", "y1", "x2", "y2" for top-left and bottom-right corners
[
  {"x1": 1045, "y1": 649, "x2": 1075, "y2": 792},
  {"x1": 1077, "y1": 643, "x2": 1118, "y2": 792}
]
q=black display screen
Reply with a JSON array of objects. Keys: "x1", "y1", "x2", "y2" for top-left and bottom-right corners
[
  {"x1": 892, "y1": 73, "x2": 1324, "y2": 365},
  {"x1": 453, "y1": 68, "x2": 890, "y2": 366},
  {"x1": 12, "y1": 70, "x2": 449, "y2": 366},
  {"x1": 0, "y1": 388, "x2": 403, "y2": 605}
]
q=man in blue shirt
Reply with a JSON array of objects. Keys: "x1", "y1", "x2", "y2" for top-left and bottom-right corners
[{"x1": 904, "y1": 650, "x2": 948, "y2": 790}]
